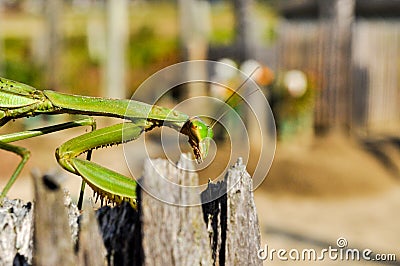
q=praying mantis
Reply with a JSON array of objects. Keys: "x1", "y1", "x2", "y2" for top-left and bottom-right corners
[{"x1": 0, "y1": 76, "x2": 213, "y2": 209}]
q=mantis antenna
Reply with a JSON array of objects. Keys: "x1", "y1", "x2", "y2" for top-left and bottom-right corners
[{"x1": 210, "y1": 65, "x2": 262, "y2": 129}]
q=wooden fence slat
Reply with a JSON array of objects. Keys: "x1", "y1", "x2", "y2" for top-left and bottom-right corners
[
  {"x1": 0, "y1": 199, "x2": 33, "y2": 266},
  {"x1": 201, "y1": 158, "x2": 262, "y2": 266},
  {"x1": 140, "y1": 156, "x2": 212, "y2": 266},
  {"x1": 95, "y1": 202, "x2": 142, "y2": 265},
  {"x1": 78, "y1": 207, "x2": 107, "y2": 266},
  {"x1": 225, "y1": 158, "x2": 261, "y2": 266},
  {"x1": 32, "y1": 171, "x2": 76, "y2": 266}
]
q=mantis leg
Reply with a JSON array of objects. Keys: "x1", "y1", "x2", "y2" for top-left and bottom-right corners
[
  {"x1": 77, "y1": 122, "x2": 96, "y2": 210},
  {"x1": 0, "y1": 118, "x2": 96, "y2": 202},
  {"x1": 0, "y1": 142, "x2": 30, "y2": 200},
  {"x1": 56, "y1": 120, "x2": 151, "y2": 208}
]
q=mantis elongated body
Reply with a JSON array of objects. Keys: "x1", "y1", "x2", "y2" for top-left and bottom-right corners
[{"x1": 0, "y1": 77, "x2": 213, "y2": 209}]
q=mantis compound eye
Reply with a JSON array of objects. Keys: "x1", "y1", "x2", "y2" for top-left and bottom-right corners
[{"x1": 181, "y1": 116, "x2": 213, "y2": 164}]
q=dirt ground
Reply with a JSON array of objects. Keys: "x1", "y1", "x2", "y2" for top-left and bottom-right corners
[
  {"x1": 0, "y1": 120, "x2": 399, "y2": 265},
  {"x1": 254, "y1": 134, "x2": 400, "y2": 265}
]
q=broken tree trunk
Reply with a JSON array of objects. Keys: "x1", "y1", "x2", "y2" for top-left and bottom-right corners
[{"x1": 0, "y1": 155, "x2": 262, "y2": 266}]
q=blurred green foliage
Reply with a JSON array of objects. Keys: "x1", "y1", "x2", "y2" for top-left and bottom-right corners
[
  {"x1": 271, "y1": 71, "x2": 316, "y2": 140},
  {"x1": 3, "y1": 38, "x2": 43, "y2": 88},
  {"x1": 128, "y1": 25, "x2": 178, "y2": 68},
  {"x1": 209, "y1": 3, "x2": 235, "y2": 45},
  {"x1": 0, "y1": 1, "x2": 276, "y2": 96}
]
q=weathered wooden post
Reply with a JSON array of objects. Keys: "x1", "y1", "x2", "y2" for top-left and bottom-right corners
[
  {"x1": 0, "y1": 155, "x2": 262, "y2": 266},
  {"x1": 32, "y1": 172, "x2": 77, "y2": 266},
  {"x1": 201, "y1": 158, "x2": 262, "y2": 265},
  {"x1": 97, "y1": 155, "x2": 262, "y2": 265},
  {"x1": 140, "y1": 157, "x2": 212, "y2": 265},
  {"x1": 0, "y1": 199, "x2": 33, "y2": 266}
]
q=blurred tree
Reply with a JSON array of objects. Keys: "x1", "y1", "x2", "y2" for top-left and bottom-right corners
[
  {"x1": 44, "y1": 0, "x2": 63, "y2": 91},
  {"x1": 105, "y1": 0, "x2": 128, "y2": 98},
  {"x1": 178, "y1": 0, "x2": 210, "y2": 100},
  {"x1": 233, "y1": 0, "x2": 256, "y2": 62}
]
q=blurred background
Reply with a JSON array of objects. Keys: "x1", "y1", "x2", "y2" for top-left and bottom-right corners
[{"x1": 0, "y1": 0, "x2": 400, "y2": 264}]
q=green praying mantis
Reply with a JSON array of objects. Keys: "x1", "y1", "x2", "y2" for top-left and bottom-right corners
[{"x1": 0, "y1": 77, "x2": 214, "y2": 209}]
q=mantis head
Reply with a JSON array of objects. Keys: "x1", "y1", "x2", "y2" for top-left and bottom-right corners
[{"x1": 181, "y1": 117, "x2": 213, "y2": 164}]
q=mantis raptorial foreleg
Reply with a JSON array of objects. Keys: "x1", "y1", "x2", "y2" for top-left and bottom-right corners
[
  {"x1": 0, "y1": 118, "x2": 96, "y2": 201},
  {"x1": 55, "y1": 120, "x2": 150, "y2": 208}
]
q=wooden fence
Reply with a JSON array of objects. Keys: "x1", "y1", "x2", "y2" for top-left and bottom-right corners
[
  {"x1": 268, "y1": 19, "x2": 400, "y2": 136},
  {"x1": 352, "y1": 20, "x2": 400, "y2": 135},
  {"x1": 0, "y1": 155, "x2": 261, "y2": 266}
]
